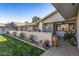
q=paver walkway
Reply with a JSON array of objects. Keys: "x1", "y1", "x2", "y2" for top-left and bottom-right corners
[{"x1": 41, "y1": 38, "x2": 79, "y2": 56}]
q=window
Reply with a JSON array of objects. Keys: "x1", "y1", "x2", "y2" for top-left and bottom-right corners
[
  {"x1": 56, "y1": 23, "x2": 75, "y2": 31},
  {"x1": 56, "y1": 24, "x2": 69, "y2": 31},
  {"x1": 56, "y1": 24, "x2": 62, "y2": 31}
]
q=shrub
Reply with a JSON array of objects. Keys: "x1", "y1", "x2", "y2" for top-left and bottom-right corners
[
  {"x1": 29, "y1": 34, "x2": 35, "y2": 42},
  {"x1": 19, "y1": 33, "x2": 25, "y2": 39},
  {"x1": 64, "y1": 31, "x2": 77, "y2": 46}
]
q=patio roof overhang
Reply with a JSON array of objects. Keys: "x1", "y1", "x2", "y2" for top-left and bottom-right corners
[{"x1": 52, "y1": 3, "x2": 79, "y2": 19}]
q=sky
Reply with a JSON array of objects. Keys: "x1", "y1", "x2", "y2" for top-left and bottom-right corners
[{"x1": 0, "y1": 3, "x2": 56, "y2": 23}]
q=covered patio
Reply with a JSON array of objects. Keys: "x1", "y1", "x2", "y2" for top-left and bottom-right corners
[{"x1": 41, "y1": 37, "x2": 79, "y2": 56}]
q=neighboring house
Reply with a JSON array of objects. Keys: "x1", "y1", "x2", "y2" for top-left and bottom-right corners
[
  {"x1": 10, "y1": 22, "x2": 27, "y2": 31},
  {"x1": 25, "y1": 20, "x2": 41, "y2": 31},
  {"x1": 0, "y1": 23, "x2": 5, "y2": 34},
  {"x1": 9, "y1": 19, "x2": 41, "y2": 32}
]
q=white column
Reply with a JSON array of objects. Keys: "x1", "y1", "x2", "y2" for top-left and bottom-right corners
[
  {"x1": 39, "y1": 22, "x2": 43, "y2": 32},
  {"x1": 77, "y1": 8, "x2": 79, "y2": 50}
]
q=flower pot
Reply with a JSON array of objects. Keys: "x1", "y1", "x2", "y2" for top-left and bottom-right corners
[{"x1": 52, "y1": 35, "x2": 58, "y2": 47}]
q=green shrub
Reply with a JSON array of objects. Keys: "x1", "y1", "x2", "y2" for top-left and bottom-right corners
[{"x1": 64, "y1": 31, "x2": 77, "y2": 46}]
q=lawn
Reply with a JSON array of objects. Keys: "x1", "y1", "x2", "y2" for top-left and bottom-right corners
[
  {"x1": 0, "y1": 34, "x2": 44, "y2": 56},
  {"x1": 0, "y1": 35, "x2": 7, "y2": 42}
]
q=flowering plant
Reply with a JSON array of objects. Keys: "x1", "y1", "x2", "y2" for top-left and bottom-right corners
[{"x1": 43, "y1": 39, "x2": 50, "y2": 48}]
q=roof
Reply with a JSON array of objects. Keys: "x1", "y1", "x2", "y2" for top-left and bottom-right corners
[
  {"x1": 53, "y1": 3, "x2": 78, "y2": 19},
  {"x1": 12, "y1": 22, "x2": 35, "y2": 27},
  {"x1": 12, "y1": 22, "x2": 26, "y2": 27},
  {"x1": 26, "y1": 23, "x2": 35, "y2": 26},
  {"x1": 41, "y1": 10, "x2": 57, "y2": 21},
  {"x1": 0, "y1": 23, "x2": 5, "y2": 27}
]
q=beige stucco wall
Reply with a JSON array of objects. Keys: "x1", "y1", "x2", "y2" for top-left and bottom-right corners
[{"x1": 42, "y1": 12, "x2": 65, "y2": 23}]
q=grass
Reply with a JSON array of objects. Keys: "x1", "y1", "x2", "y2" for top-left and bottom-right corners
[
  {"x1": 0, "y1": 35, "x2": 7, "y2": 42},
  {"x1": 0, "y1": 34, "x2": 44, "y2": 56}
]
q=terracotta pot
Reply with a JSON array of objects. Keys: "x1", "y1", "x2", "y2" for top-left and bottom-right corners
[{"x1": 52, "y1": 35, "x2": 58, "y2": 47}]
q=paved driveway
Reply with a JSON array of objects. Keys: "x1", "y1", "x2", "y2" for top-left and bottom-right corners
[{"x1": 41, "y1": 38, "x2": 79, "y2": 56}]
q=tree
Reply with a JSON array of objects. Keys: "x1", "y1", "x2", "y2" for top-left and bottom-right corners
[{"x1": 32, "y1": 16, "x2": 41, "y2": 23}]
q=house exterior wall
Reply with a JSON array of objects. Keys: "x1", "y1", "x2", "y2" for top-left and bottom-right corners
[{"x1": 41, "y1": 12, "x2": 65, "y2": 34}]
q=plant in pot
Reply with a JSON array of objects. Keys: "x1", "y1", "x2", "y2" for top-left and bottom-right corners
[
  {"x1": 52, "y1": 35, "x2": 58, "y2": 47},
  {"x1": 43, "y1": 39, "x2": 50, "y2": 49}
]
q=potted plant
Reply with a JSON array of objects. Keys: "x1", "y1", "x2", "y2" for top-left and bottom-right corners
[{"x1": 43, "y1": 39, "x2": 50, "y2": 49}]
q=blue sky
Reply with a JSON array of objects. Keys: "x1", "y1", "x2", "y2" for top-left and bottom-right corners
[{"x1": 0, "y1": 3, "x2": 56, "y2": 23}]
